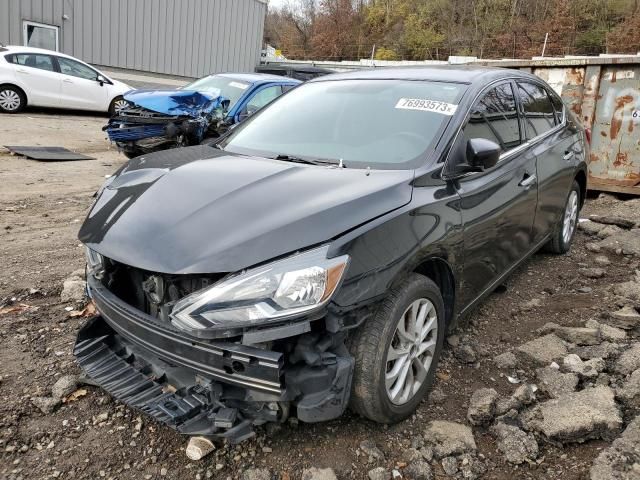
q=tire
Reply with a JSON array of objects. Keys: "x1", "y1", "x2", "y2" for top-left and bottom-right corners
[
  {"x1": 108, "y1": 96, "x2": 127, "y2": 116},
  {"x1": 123, "y1": 149, "x2": 142, "y2": 159},
  {"x1": 546, "y1": 180, "x2": 581, "y2": 254},
  {"x1": 348, "y1": 273, "x2": 446, "y2": 424},
  {"x1": 0, "y1": 85, "x2": 26, "y2": 113}
]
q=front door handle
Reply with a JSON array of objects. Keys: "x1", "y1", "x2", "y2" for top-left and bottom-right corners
[
  {"x1": 519, "y1": 173, "x2": 537, "y2": 188},
  {"x1": 563, "y1": 150, "x2": 575, "y2": 161},
  {"x1": 16, "y1": 68, "x2": 28, "y2": 74},
  {"x1": 63, "y1": 79, "x2": 73, "y2": 84}
]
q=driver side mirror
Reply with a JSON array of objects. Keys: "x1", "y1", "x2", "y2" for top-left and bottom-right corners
[
  {"x1": 97, "y1": 74, "x2": 107, "y2": 87},
  {"x1": 465, "y1": 138, "x2": 500, "y2": 171}
]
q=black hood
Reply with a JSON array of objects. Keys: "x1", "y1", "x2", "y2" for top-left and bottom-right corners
[{"x1": 79, "y1": 146, "x2": 414, "y2": 273}]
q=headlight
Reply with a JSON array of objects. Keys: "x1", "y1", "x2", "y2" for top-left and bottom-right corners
[
  {"x1": 170, "y1": 246, "x2": 349, "y2": 333},
  {"x1": 85, "y1": 246, "x2": 105, "y2": 279}
]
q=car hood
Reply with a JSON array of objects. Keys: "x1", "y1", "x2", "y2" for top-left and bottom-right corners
[
  {"x1": 123, "y1": 89, "x2": 225, "y2": 116},
  {"x1": 79, "y1": 146, "x2": 414, "y2": 273}
]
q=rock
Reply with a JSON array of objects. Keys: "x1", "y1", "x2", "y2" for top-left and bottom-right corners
[
  {"x1": 441, "y1": 456, "x2": 458, "y2": 475},
  {"x1": 597, "y1": 225, "x2": 623, "y2": 239},
  {"x1": 302, "y1": 468, "x2": 338, "y2": 480},
  {"x1": 590, "y1": 415, "x2": 640, "y2": 480},
  {"x1": 522, "y1": 386, "x2": 623, "y2": 444},
  {"x1": 454, "y1": 344, "x2": 477, "y2": 364},
  {"x1": 579, "y1": 220, "x2": 605, "y2": 236},
  {"x1": 51, "y1": 375, "x2": 78, "y2": 400},
  {"x1": 513, "y1": 384, "x2": 536, "y2": 405},
  {"x1": 429, "y1": 388, "x2": 446, "y2": 404},
  {"x1": 241, "y1": 469, "x2": 271, "y2": 480},
  {"x1": 589, "y1": 215, "x2": 637, "y2": 230},
  {"x1": 563, "y1": 354, "x2": 605, "y2": 379},
  {"x1": 31, "y1": 396, "x2": 60, "y2": 414},
  {"x1": 536, "y1": 367, "x2": 579, "y2": 398},
  {"x1": 400, "y1": 448, "x2": 423, "y2": 464},
  {"x1": 594, "y1": 256, "x2": 612, "y2": 266},
  {"x1": 368, "y1": 467, "x2": 390, "y2": 480},
  {"x1": 93, "y1": 412, "x2": 109, "y2": 425},
  {"x1": 572, "y1": 342, "x2": 622, "y2": 360},
  {"x1": 579, "y1": 267, "x2": 606, "y2": 279},
  {"x1": 615, "y1": 344, "x2": 640, "y2": 375},
  {"x1": 578, "y1": 286, "x2": 593, "y2": 293},
  {"x1": 520, "y1": 298, "x2": 543, "y2": 311},
  {"x1": 60, "y1": 278, "x2": 86, "y2": 303},
  {"x1": 447, "y1": 335, "x2": 461, "y2": 348},
  {"x1": 541, "y1": 323, "x2": 601, "y2": 346},
  {"x1": 609, "y1": 305, "x2": 640, "y2": 330},
  {"x1": 495, "y1": 397, "x2": 519, "y2": 416},
  {"x1": 467, "y1": 388, "x2": 499, "y2": 425},
  {"x1": 599, "y1": 324, "x2": 627, "y2": 342},
  {"x1": 493, "y1": 352, "x2": 518, "y2": 369},
  {"x1": 612, "y1": 276, "x2": 640, "y2": 303},
  {"x1": 586, "y1": 242, "x2": 602, "y2": 253},
  {"x1": 423, "y1": 421, "x2": 476, "y2": 459},
  {"x1": 599, "y1": 229, "x2": 640, "y2": 256},
  {"x1": 516, "y1": 334, "x2": 568, "y2": 366},
  {"x1": 492, "y1": 423, "x2": 538, "y2": 465},
  {"x1": 404, "y1": 461, "x2": 433, "y2": 480},
  {"x1": 458, "y1": 454, "x2": 486, "y2": 480},
  {"x1": 360, "y1": 440, "x2": 385, "y2": 461},
  {"x1": 185, "y1": 437, "x2": 215, "y2": 461},
  {"x1": 617, "y1": 369, "x2": 640, "y2": 410}
]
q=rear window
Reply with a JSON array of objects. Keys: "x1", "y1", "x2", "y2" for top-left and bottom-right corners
[
  {"x1": 7, "y1": 53, "x2": 55, "y2": 72},
  {"x1": 517, "y1": 82, "x2": 556, "y2": 139},
  {"x1": 222, "y1": 79, "x2": 466, "y2": 170}
]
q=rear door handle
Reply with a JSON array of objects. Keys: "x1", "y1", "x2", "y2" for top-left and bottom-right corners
[
  {"x1": 16, "y1": 68, "x2": 28, "y2": 74},
  {"x1": 563, "y1": 150, "x2": 575, "y2": 161},
  {"x1": 519, "y1": 173, "x2": 537, "y2": 188},
  {"x1": 63, "y1": 78, "x2": 73, "y2": 83}
]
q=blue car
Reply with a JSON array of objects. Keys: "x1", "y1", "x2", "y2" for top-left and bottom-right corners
[{"x1": 104, "y1": 73, "x2": 301, "y2": 158}]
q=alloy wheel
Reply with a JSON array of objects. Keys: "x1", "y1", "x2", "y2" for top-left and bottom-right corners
[
  {"x1": 0, "y1": 90, "x2": 21, "y2": 111},
  {"x1": 113, "y1": 99, "x2": 129, "y2": 114},
  {"x1": 385, "y1": 298, "x2": 438, "y2": 405},
  {"x1": 562, "y1": 190, "x2": 579, "y2": 244}
]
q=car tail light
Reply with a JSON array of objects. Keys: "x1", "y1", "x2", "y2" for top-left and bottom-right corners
[{"x1": 585, "y1": 127, "x2": 592, "y2": 146}]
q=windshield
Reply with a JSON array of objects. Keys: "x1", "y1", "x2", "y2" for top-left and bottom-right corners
[
  {"x1": 183, "y1": 75, "x2": 250, "y2": 109},
  {"x1": 221, "y1": 79, "x2": 466, "y2": 169}
]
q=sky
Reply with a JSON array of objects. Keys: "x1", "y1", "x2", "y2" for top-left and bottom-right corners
[{"x1": 266, "y1": 0, "x2": 287, "y2": 10}]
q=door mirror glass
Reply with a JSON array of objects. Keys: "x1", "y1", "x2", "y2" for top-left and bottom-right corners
[
  {"x1": 97, "y1": 74, "x2": 107, "y2": 86},
  {"x1": 466, "y1": 138, "x2": 500, "y2": 170}
]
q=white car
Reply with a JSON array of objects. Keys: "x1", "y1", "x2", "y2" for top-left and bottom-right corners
[{"x1": 0, "y1": 45, "x2": 132, "y2": 115}]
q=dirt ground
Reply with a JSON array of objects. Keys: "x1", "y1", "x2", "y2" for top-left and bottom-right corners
[{"x1": 0, "y1": 109, "x2": 638, "y2": 480}]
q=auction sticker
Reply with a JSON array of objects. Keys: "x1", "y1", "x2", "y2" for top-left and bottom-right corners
[
  {"x1": 229, "y1": 81, "x2": 249, "y2": 90},
  {"x1": 395, "y1": 98, "x2": 458, "y2": 115}
]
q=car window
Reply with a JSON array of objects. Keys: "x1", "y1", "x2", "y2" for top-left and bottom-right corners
[
  {"x1": 462, "y1": 83, "x2": 521, "y2": 153},
  {"x1": 57, "y1": 57, "x2": 99, "y2": 81},
  {"x1": 9, "y1": 54, "x2": 55, "y2": 72},
  {"x1": 517, "y1": 82, "x2": 556, "y2": 138},
  {"x1": 246, "y1": 86, "x2": 282, "y2": 113},
  {"x1": 183, "y1": 75, "x2": 251, "y2": 109},
  {"x1": 548, "y1": 89, "x2": 565, "y2": 125}
]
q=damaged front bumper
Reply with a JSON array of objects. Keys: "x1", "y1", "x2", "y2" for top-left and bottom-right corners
[{"x1": 74, "y1": 277, "x2": 354, "y2": 443}]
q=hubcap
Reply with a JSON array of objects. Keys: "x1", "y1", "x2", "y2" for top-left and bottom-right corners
[
  {"x1": 0, "y1": 90, "x2": 21, "y2": 111},
  {"x1": 385, "y1": 298, "x2": 438, "y2": 405},
  {"x1": 562, "y1": 190, "x2": 579, "y2": 244},
  {"x1": 113, "y1": 99, "x2": 128, "y2": 113}
]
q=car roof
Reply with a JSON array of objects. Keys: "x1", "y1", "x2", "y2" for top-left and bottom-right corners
[
  {"x1": 257, "y1": 65, "x2": 335, "y2": 74},
  {"x1": 217, "y1": 72, "x2": 302, "y2": 85},
  {"x1": 311, "y1": 65, "x2": 534, "y2": 84},
  {"x1": 2, "y1": 45, "x2": 79, "y2": 61}
]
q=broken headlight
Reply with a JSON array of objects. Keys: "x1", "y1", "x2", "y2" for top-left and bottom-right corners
[
  {"x1": 170, "y1": 246, "x2": 349, "y2": 332},
  {"x1": 85, "y1": 246, "x2": 105, "y2": 280}
]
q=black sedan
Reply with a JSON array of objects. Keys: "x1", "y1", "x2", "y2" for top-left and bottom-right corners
[{"x1": 76, "y1": 66, "x2": 588, "y2": 442}]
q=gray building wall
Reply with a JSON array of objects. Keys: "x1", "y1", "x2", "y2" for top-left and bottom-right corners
[{"x1": 0, "y1": 0, "x2": 267, "y2": 77}]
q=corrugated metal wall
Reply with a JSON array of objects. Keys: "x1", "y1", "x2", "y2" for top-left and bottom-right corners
[{"x1": 0, "y1": 0, "x2": 266, "y2": 77}]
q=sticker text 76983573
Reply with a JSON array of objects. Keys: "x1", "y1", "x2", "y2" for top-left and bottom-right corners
[{"x1": 395, "y1": 98, "x2": 458, "y2": 115}]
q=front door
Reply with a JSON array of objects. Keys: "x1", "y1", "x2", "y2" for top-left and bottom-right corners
[
  {"x1": 55, "y1": 56, "x2": 109, "y2": 111},
  {"x1": 451, "y1": 81, "x2": 539, "y2": 308}
]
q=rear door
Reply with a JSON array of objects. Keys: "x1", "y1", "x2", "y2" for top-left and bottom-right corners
[
  {"x1": 516, "y1": 81, "x2": 577, "y2": 242},
  {"x1": 55, "y1": 56, "x2": 109, "y2": 111},
  {"x1": 9, "y1": 53, "x2": 61, "y2": 107},
  {"x1": 452, "y1": 81, "x2": 539, "y2": 308}
]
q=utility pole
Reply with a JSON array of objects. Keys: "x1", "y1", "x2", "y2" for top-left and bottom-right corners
[
  {"x1": 371, "y1": 44, "x2": 376, "y2": 61},
  {"x1": 541, "y1": 32, "x2": 549, "y2": 57}
]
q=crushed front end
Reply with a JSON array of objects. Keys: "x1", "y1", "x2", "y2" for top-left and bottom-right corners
[
  {"x1": 74, "y1": 252, "x2": 355, "y2": 444},
  {"x1": 103, "y1": 91, "x2": 228, "y2": 157}
]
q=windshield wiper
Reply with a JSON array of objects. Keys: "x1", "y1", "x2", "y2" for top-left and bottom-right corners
[{"x1": 272, "y1": 154, "x2": 345, "y2": 167}]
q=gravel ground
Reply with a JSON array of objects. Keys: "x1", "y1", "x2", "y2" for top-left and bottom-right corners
[{"x1": 1, "y1": 110, "x2": 639, "y2": 480}]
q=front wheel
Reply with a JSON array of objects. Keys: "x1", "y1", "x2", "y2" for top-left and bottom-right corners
[
  {"x1": 546, "y1": 180, "x2": 581, "y2": 254},
  {"x1": 348, "y1": 274, "x2": 445, "y2": 424},
  {"x1": 108, "y1": 96, "x2": 128, "y2": 116}
]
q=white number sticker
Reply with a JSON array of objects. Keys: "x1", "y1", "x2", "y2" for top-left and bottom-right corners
[
  {"x1": 229, "y1": 81, "x2": 249, "y2": 90},
  {"x1": 395, "y1": 98, "x2": 458, "y2": 115}
]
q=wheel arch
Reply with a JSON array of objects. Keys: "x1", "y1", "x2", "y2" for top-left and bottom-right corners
[
  {"x1": 411, "y1": 257, "x2": 456, "y2": 328},
  {"x1": 0, "y1": 82, "x2": 29, "y2": 105},
  {"x1": 574, "y1": 168, "x2": 587, "y2": 208}
]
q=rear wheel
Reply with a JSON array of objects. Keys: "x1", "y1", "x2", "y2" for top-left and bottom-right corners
[
  {"x1": 546, "y1": 180, "x2": 581, "y2": 254},
  {"x1": 348, "y1": 274, "x2": 445, "y2": 423},
  {"x1": 0, "y1": 85, "x2": 26, "y2": 113},
  {"x1": 108, "y1": 96, "x2": 128, "y2": 116}
]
